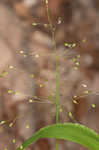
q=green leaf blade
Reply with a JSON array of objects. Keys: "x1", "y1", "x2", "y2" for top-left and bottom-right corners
[{"x1": 16, "y1": 123, "x2": 99, "y2": 150}]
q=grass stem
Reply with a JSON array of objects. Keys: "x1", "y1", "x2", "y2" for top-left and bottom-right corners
[{"x1": 45, "y1": 1, "x2": 59, "y2": 150}]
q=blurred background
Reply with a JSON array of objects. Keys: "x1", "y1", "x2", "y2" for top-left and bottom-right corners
[{"x1": 0, "y1": 0, "x2": 99, "y2": 150}]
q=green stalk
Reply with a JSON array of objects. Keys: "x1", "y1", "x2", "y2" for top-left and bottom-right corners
[
  {"x1": 45, "y1": 0, "x2": 59, "y2": 150},
  {"x1": 55, "y1": 54, "x2": 59, "y2": 124},
  {"x1": 55, "y1": 54, "x2": 59, "y2": 150}
]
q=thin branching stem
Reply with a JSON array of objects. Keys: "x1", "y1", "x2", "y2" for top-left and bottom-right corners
[{"x1": 45, "y1": 1, "x2": 59, "y2": 150}]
